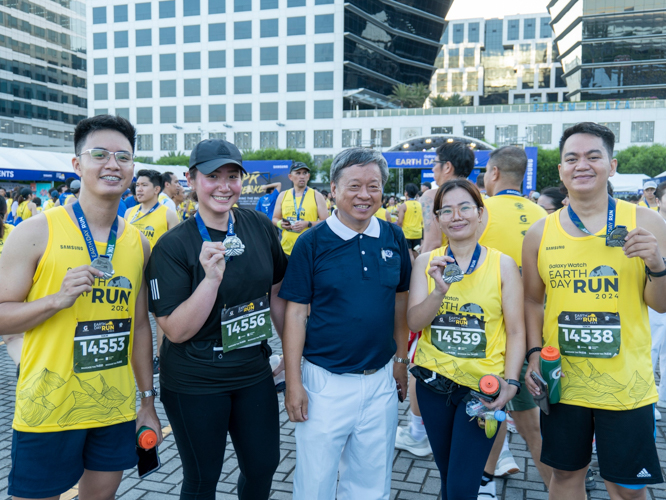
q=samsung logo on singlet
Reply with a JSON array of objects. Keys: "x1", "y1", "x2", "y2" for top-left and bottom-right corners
[
  {"x1": 546, "y1": 245, "x2": 565, "y2": 251},
  {"x1": 61, "y1": 245, "x2": 85, "y2": 251}
]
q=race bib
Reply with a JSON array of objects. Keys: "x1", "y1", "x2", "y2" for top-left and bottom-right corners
[
  {"x1": 221, "y1": 295, "x2": 272, "y2": 352},
  {"x1": 557, "y1": 311, "x2": 621, "y2": 358},
  {"x1": 73, "y1": 319, "x2": 131, "y2": 373},
  {"x1": 431, "y1": 314, "x2": 486, "y2": 358}
]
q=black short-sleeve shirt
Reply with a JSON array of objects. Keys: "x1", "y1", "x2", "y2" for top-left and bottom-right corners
[{"x1": 147, "y1": 208, "x2": 288, "y2": 394}]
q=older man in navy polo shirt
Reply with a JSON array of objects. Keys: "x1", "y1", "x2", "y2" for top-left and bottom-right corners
[{"x1": 280, "y1": 148, "x2": 411, "y2": 500}]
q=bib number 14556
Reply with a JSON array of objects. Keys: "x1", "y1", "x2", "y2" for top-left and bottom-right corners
[{"x1": 221, "y1": 295, "x2": 272, "y2": 353}]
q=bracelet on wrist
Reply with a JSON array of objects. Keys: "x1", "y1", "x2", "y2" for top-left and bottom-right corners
[
  {"x1": 525, "y1": 347, "x2": 542, "y2": 363},
  {"x1": 646, "y1": 258, "x2": 666, "y2": 280},
  {"x1": 505, "y1": 379, "x2": 521, "y2": 395}
]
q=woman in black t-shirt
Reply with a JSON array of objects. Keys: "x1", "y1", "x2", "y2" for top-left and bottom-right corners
[{"x1": 146, "y1": 140, "x2": 288, "y2": 500}]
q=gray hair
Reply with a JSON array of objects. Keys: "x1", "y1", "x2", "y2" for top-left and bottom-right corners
[{"x1": 330, "y1": 148, "x2": 389, "y2": 186}]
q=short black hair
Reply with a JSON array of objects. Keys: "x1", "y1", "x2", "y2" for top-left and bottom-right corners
[
  {"x1": 129, "y1": 181, "x2": 136, "y2": 196},
  {"x1": 435, "y1": 141, "x2": 475, "y2": 178},
  {"x1": 161, "y1": 171, "x2": 176, "y2": 186},
  {"x1": 540, "y1": 187, "x2": 566, "y2": 210},
  {"x1": 559, "y1": 122, "x2": 615, "y2": 160},
  {"x1": 488, "y1": 146, "x2": 528, "y2": 184},
  {"x1": 421, "y1": 182, "x2": 431, "y2": 189},
  {"x1": 137, "y1": 169, "x2": 164, "y2": 191},
  {"x1": 476, "y1": 175, "x2": 485, "y2": 189},
  {"x1": 65, "y1": 177, "x2": 76, "y2": 187},
  {"x1": 405, "y1": 183, "x2": 419, "y2": 199},
  {"x1": 33, "y1": 197, "x2": 41, "y2": 207},
  {"x1": 74, "y1": 115, "x2": 137, "y2": 155},
  {"x1": 656, "y1": 182, "x2": 666, "y2": 202}
]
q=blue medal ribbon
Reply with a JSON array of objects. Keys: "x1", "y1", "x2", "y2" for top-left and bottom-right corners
[
  {"x1": 194, "y1": 210, "x2": 237, "y2": 240},
  {"x1": 495, "y1": 189, "x2": 523, "y2": 197},
  {"x1": 72, "y1": 202, "x2": 118, "y2": 263},
  {"x1": 291, "y1": 188, "x2": 307, "y2": 221},
  {"x1": 130, "y1": 202, "x2": 160, "y2": 224},
  {"x1": 568, "y1": 195, "x2": 617, "y2": 239},
  {"x1": 447, "y1": 243, "x2": 482, "y2": 275}
]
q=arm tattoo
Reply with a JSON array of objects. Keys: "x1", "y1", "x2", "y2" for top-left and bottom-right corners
[{"x1": 421, "y1": 195, "x2": 434, "y2": 230}]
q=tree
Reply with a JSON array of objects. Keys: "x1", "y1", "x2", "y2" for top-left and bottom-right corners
[
  {"x1": 134, "y1": 156, "x2": 155, "y2": 164},
  {"x1": 389, "y1": 82, "x2": 432, "y2": 108},
  {"x1": 319, "y1": 158, "x2": 333, "y2": 183},
  {"x1": 615, "y1": 144, "x2": 666, "y2": 178},
  {"x1": 156, "y1": 151, "x2": 190, "y2": 166},
  {"x1": 535, "y1": 147, "x2": 562, "y2": 192},
  {"x1": 429, "y1": 93, "x2": 469, "y2": 108},
  {"x1": 410, "y1": 82, "x2": 431, "y2": 108}
]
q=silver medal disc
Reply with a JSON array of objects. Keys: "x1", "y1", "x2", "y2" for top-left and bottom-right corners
[
  {"x1": 223, "y1": 235, "x2": 245, "y2": 261},
  {"x1": 442, "y1": 263, "x2": 464, "y2": 284},
  {"x1": 91, "y1": 256, "x2": 115, "y2": 279},
  {"x1": 606, "y1": 226, "x2": 628, "y2": 248}
]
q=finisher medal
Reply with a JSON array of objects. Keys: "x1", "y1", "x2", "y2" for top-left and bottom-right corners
[
  {"x1": 606, "y1": 225, "x2": 628, "y2": 248},
  {"x1": 91, "y1": 255, "x2": 115, "y2": 280},
  {"x1": 442, "y1": 264, "x2": 464, "y2": 284}
]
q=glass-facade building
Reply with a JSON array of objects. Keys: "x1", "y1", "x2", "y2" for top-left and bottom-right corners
[
  {"x1": 549, "y1": 0, "x2": 666, "y2": 101},
  {"x1": 343, "y1": 0, "x2": 451, "y2": 109},
  {"x1": 431, "y1": 14, "x2": 566, "y2": 106},
  {"x1": 0, "y1": 0, "x2": 87, "y2": 150}
]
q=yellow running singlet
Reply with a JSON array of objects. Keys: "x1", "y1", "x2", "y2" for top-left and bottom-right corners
[
  {"x1": 374, "y1": 208, "x2": 390, "y2": 221},
  {"x1": 14, "y1": 207, "x2": 144, "y2": 432},
  {"x1": 414, "y1": 246, "x2": 506, "y2": 389},
  {"x1": 538, "y1": 201, "x2": 657, "y2": 410},
  {"x1": 0, "y1": 223, "x2": 14, "y2": 256},
  {"x1": 17, "y1": 201, "x2": 32, "y2": 221},
  {"x1": 479, "y1": 194, "x2": 547, "y2": 268},
  {"x1": 280, "y1": 188, "x2": 318, "y2": 255},
  {"x1": 402, "y1": 200, "x2": 423, "y2": 240},
  {"x1": 126, "y1": 203, "x2": 169, "y2": 249},
  {"x1": 43, "y1": 199, "x2": 56, "y2": 211}
]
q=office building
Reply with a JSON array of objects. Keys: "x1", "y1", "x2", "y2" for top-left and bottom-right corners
[
  {"x1": 548, "y1": 0, "x2": 666, "y2": 102},
  {"x1": 0, "y1": 0, "x2": 87, "y2": 150},
  {"x1": 430, "y1": 13, "x2": 567, "y2": 107}
]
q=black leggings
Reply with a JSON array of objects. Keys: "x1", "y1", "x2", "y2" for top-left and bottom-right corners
[
  {"x1": 161, "y1": 376, "x2": 280, "y2": 500},
  {"x1": 416, "y1": 381, "x2": 497, "y2": 500}
]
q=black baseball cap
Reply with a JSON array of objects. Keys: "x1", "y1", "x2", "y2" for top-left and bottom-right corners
[
  {"x1": 189, "y1": 139, "x2": 245, "y2": 175},
  {"x1": 290, "y1": 161, "x2": 310, "y2": 173}
]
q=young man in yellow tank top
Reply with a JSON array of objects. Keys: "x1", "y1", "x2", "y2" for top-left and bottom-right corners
[
  {"x1": 476, "y1": 146, "x2": 551, "y2": 496},
  {"x1": 524, "y1": 122, "x2": 666, "y2": 497},
  {"x1": 641, "y1": 181, "x2": 659, "y2": 211},
  {"x1": 126, "y1": 168, "x2": 179, "y2": 376},
  {"x1": 272, "y1": 162, "x2": 328, "y2": 256},
  {"x1": 398, "y1": 183, "x2": 423, "y2": 263},
  {"x1": 0, "y1": 115, "x2": 162, "y2": 500}
]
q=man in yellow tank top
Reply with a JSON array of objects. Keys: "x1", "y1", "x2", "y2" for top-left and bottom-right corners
[
  {"x1": 523, "y1": 122, "x2": 666, "y2": 496},
  {"x1": 126, "y1": 168, "x2": 179, "y2": 376},
  {"x1": 65, "y1": 179, "x2": 81, "y2": 205},
  {"x1": 398, "y1": 183, "x2": 423, "y2": 262},
  {"x1": 421, "y1": 142, "x2": 476, "y2": 253},
  {"x1": 272, "y1": 162, "x2": 328, "y2": 256},
  {"x1": 0, "y1": 115, "x2": 162, "y2": 500},
  {"x1": 476, "y1": 146, "x2": 551, "y2": 495},
  {"x1": 641, "y1": 180, "x2": 660, "y2": 211}
]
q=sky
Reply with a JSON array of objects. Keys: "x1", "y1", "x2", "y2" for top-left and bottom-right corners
[{"x1": 446, "y1": 0, "x2": 550, "y2": 20}]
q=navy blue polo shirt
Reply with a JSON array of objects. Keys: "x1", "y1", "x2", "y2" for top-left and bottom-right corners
[{"x1": 279, "y1": 213, "x2": 411, "y2": 374}]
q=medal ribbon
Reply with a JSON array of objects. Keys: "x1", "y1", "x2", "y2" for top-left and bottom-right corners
[
  {"x1": 495, "y1": 189, "x2": 523, "y2": 197},
  {"x1": 568, "y1": 195, "x2": 616, "y2": 239},
  {"x1": 72, "y1": 202, "x2": 118, "y2": 263},
  {"x1": 447, "y1": 243, "x2": 482, "y2": 275},
  {"x1": 130, "y1": 202, "x2": 160, "y2": 224},
  {"x1": 194, "y1": 211, "x2": 237, "y2": 239},
  {"x1": 291, "y1": 188, "x2": 308, "y2": 221}
]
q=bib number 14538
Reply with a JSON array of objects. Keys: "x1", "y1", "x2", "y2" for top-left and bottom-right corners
[{"x1": 557, "y1": 311, "x2": 620, "y2": 358}]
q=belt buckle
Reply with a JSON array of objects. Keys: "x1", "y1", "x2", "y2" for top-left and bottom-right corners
[{"x1": 363, "y1": 369, "x2": 378, "y2": 375}]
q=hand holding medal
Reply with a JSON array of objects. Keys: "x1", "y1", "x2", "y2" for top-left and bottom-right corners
[
  {"x1": 199, "y1": 241, "x2": 226, "y2": 283},
  {"x1": 427, "y1": 255, "x2": 456, "y2": 294},
  {"x1": 622, "y1": 226, "x2": 665, "y2": 271}
]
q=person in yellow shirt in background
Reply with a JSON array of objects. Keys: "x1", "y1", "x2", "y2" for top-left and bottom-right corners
[
  {"x1": 0, "y1": 195, "x2": 20, "y2": 366},
  {"x1": 125, "y1": 169, "x2": 180, "y2": 376},
  {"x1": 272, "y1": 162, "x2": 328, "y2": 256},
  {"x1": 641, "y1": 180, "x2": 660, "y2": 211},
  {"x1": 43, "y1": 190, "x2": 59, "y2": 211},
  {"x1": 64, "y1": 179, "x2": 81, "y2": 205},
  {"x1": 14, "y1": 188, "x2": 37, "y2": 224},
  {"x1": 398, "y1": 183, "x2": 423, "y2": 263}
]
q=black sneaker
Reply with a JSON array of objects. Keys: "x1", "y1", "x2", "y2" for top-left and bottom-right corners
[
  {"x1": 152, "y1": 357, "x2": 159, "y2": 377},
  {"x1": 585, "y1": 468, "x2": 596, "y2": 491}
]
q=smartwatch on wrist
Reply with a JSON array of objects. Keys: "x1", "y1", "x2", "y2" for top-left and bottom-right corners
[
  {"x1": 505, "y1": 379, "x2": 521, "y2": 395},
  {"x1": 308, "y1": 221, "x2": 313, "y2": 228},
  {"x1": 646, "y1": 258, "x2": 666, "y2": 279}
]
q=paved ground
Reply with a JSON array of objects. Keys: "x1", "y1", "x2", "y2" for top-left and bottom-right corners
[{"x1": 1, "y1": 332, "x2": 666, "y2": 499}]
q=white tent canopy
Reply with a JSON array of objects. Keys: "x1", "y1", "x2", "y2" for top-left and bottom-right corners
[
  {"x1": 608, "y1": 173, "x2": 650, "y2": 193},
  {"x1": 0, "y1": 147, "x2": 188, "y2": 183}
]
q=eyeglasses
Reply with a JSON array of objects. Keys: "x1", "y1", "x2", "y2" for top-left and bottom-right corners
[
  {"x1": 436, "y1": 205, "x2": 477, "y2": 219},
  {"x1": 78, "y1": 148, "x2": 134, "y2": 166}
]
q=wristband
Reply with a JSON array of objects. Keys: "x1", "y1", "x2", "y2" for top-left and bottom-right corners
[
  {"x1": 505, "y1": 379, "x2": 521, "y2": 395},
  {"x1": 525, "y1": 346, "x2": 542, "y2": 362},
  {"x1": 646, "y1": 258, "x2": 666, "y2": 280},
  {"x1": 277, "y1": 220, "x2": 283, "y2": 229}
]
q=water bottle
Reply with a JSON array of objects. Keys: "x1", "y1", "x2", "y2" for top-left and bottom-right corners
[
  {"x1": 136, "y1": 426, "x2": 157, "y2": 450},
  {"x1": 465, "y1": 400, "x2": 506, "y2": 439},
  {"x1": 540, "y1": 346, "x2": 562, "y2": 404},
  {"x1": 479, "y1": 374, "x2": 501, "y2": 400}
]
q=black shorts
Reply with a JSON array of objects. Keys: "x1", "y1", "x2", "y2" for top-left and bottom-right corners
[
  {"x1": 541, "y1": 403, "x2": 663, "y2": 486},
  {"x1": 406, "y1": 238, "x2": 421, "y2": 251}
]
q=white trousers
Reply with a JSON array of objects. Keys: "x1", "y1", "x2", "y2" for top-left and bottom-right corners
[
  {"x1": 650, "y1": 307, "x2": 666, "y2": 401},
  {"x1": 293, "y1": 359, "x2": 398, "y2": 500}
]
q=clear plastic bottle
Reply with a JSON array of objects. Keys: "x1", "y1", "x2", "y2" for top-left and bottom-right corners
[{"x1": 466, "y1": 399, "x2": 506, "y2": 438}]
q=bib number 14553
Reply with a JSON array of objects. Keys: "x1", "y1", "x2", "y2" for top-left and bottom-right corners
[{"x1": 73, "y1": 319, "x2": 131, "y2": 373}]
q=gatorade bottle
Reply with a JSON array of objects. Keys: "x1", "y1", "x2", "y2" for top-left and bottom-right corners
[
  {"x1": 540, "y1": 346, "x2": 562, "y2": 404},
  {"x1": 479, "y1": 374, "x2": 501, "y2": 400},
  {"x1": 137, "y1": 426, "x2": 158, "y2": 450}
]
